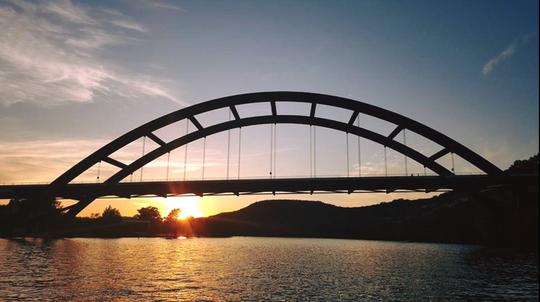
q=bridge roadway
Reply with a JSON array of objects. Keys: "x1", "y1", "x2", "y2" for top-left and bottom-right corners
[{"x1": 0, "y1": 174, "x2": 536, "y2": 200}]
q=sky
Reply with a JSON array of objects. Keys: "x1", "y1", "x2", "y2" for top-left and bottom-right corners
[{"x1": 0, "y1": 0, "x2": 538, "y2": 217}]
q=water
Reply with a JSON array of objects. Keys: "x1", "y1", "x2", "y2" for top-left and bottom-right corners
[{"x1": 0, "y1": 237, "x2": 537, "y2": 301}]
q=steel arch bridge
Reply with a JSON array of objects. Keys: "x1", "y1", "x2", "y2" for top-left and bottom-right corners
[{"x1": 4, "y1": 91, "x2": 528, "y2": 217}]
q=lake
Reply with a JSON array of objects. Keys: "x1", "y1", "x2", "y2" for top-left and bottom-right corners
[{"x1": 0, "y1": 237, "x2": 537, "y2": 301}]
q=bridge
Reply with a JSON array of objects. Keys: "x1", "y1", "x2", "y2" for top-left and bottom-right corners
[{"x1": 1, "y1": 91, "x2": 534, "y2": 217}]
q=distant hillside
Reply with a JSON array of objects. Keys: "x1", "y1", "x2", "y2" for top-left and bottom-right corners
[{"x1": 190, "y1": 190, "x2": 538, "y2": 249}]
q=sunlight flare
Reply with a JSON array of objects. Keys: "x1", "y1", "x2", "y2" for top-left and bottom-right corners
[{"x1": 163, "y1": 196, "x2": 204, "y2": 219}]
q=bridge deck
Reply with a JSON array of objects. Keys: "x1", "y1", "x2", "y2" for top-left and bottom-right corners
[{"x1": 0, "y1": 175, "x2": 536, "y2": 200}]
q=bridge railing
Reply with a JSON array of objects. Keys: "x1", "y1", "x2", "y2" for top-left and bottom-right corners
[{"x1": 0, "y1": 171, "x2": 487, "y2": 186}]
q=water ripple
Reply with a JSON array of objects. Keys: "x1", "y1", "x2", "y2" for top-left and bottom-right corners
[{"x1": 0, "y1": 237, "x2": 537, "y2": 301}]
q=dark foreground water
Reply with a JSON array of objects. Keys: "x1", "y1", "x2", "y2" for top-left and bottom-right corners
[{"x1": 0, "y1": 237, "x2": 538, "y2": 301}]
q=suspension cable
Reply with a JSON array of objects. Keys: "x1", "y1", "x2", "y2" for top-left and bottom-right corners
[
  {"x1": 309, "y1": 125, "x2": 313, "y2": 178},
  {"x1": 140, "y1": 136, "x2": 146, "y2": 181},
  {"x1": 183, "y1": 120, "x2": 189, "y2": 181},
  {"x1": 96, "y1": 160, "x2": 101, "y2": 182},
  {"x1": 166, "y1": 152, "x2": 170, "y2": 181},
  {"x1": 403, "y1": 129, "x2": 408, "y2": 176},
  {"x1": 273, "y1": 123, "x2": 277, "y2": 178},
  {"x1": 451, "y1": 152, "x2": 455, "y2": 174},
  {"x1": 226, "y1": 110, "x2": 231, "y2": 180},
  {"x1": 237, "y1": 127, "x2": 242, "y2": 179},
  {"x1": 384, "y1": 146, "x2": 388, "y2": 177},
  {"x1": 202, "y1": 136, "x2": 206, "y2": 180},
  {"x1": 313, "y1": 126, "x2": 317, "y2": 178},
  {"x1": 346, "y1": 132, "x2": 350, "y2": 177},
  {"x1": 357, "y1": 117, "x2": 361, "y2": 177},
  {"x1": 269, "y1": 124, "x2": 273, "y2": 178}
]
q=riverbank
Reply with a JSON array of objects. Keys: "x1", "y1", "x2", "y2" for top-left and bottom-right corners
[{"x1": 2, "y1": 188, "x2": 538, "y2": 251}]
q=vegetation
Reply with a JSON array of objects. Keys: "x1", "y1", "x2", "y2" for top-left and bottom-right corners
[
  {"x1": 165, "y1": 208, "x2": 181, "y2": 222},
  {"x1": 164, "y1": 208, "x2": 182, "y2": 236},
  {"x1": 507, "y1": 154, "x2": 538, "y2": 175},
  {"x1": 0, "y1": 196, "x2": 63, "y2": 237},
  {"x1": 101, "y1": 205, "x2": 122, "y2": 223},
  {"x1": 134, "y1": 206, "x2": 162, "y2": 223}
]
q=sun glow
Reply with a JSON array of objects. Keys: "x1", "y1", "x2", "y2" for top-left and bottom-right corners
[{"x1": 163, "y1": 196, "x2": 204, "y2": 219}]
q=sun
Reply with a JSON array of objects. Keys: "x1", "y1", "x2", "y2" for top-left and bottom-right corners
[
  {"x1": 178, "y1": 199, "x2": 203, "y2": 219},
  {"x1": 163, "y1": 196, "x2": 204, "y2": 219}
]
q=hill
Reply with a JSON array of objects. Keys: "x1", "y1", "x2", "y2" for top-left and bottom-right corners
[{"x1": 189, "y1": 189, "x2": 538, "y2": 249}]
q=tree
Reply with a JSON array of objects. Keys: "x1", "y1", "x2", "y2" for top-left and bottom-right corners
[
  {"x1": 101, "y1": 205, "x2": 122, "y2": 223},
  {"x1": 165, "y1": 208, "x2": 181, "y2": 224},
  {"x1": 164, "y1": 208, "x2": 181, "y2": 235},
  {"x1": 0, "y1": 197, "x2": 63, "y2": 235},
  {"x1": 134, "y1": 206, "x2": 162, "y2": 223},
  {"x1": 507, "y1": 154, "x2": 538, "y2": 175}
]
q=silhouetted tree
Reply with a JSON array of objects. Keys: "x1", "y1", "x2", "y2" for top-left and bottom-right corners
[
  {"x1": 165, "y1": 208, "x2": 181, "y2": 223},
  {"x1": 164, "y1": 208, "x2": 181, "y2": 235},
  {"x1": 507, "y1": 154, "x2": 538, "y2": 174},
  {"x1": 101, "y1": 205, "x2": 122, "y2": 223},
  {"x1": 0, "y1": 196, "x2": 63, "y2": 235},
  {"x1": 134, "y1": 206, "x2": 162, "y2": 223}
]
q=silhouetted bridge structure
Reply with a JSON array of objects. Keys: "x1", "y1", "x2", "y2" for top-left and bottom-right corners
[
  {"x1": 1, "y1": 92, "x2": 535, "y2": 216},
  {"x1": 1, "y1": 174, "x2": 535, "y2": 199}
]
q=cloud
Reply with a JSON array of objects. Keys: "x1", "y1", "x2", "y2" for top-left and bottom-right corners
[
  {"x1": 136, "y1": 0, "x2": 185, "y2": 11},
  {"x1": 0, "y1": 138, "x2": 229, "y2": 183},
  {"x1": 43, "y1": 0, "x2": 96, "y2": 25},
  {"x1": 0, "y1": 0, "x2": 179, "y2": 105},
  {"x1": 482, "y1": 36, "x2": 530, "y2": 76},
  {"x1": 0, "y1": 139, "x2": 107, "y2": 183},
  {"x1": 107, "y1": 18, "x2": 148, "y2": 32},
  {"x1": 482, "y1": 43, "x2": 516, "y2": 75}
]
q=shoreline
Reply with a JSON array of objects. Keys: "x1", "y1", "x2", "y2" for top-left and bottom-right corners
[{"x1": 3, "y1": 234, "x2": 536, "y2": 252}]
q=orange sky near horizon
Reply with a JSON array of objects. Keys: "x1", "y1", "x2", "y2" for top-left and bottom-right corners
[
  {"x1": 44, "y1": 190, "x2": 440, "y2": 218},
  {"x1": 0, "y1": 191, "x2": 441, "y2": 218}
]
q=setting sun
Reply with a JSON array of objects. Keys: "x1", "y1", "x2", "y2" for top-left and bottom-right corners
[{"x1": 163, "y1": 196, "x2": 204, "y2": 219}]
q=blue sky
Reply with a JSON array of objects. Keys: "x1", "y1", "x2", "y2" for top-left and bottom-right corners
[{"x1": 0, "y1": 0, "x2": 538, "y2": 216}]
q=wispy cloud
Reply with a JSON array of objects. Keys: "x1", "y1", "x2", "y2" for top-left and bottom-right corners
[
  {"x1": 482, "y1": 36, "x2": 529, "y2": 76},
  {"x1": 0, "y1": 139, "x2": 233, "y2": 183},
  {"x1": 0, "y1": 139, "x2": 107, "y2": 183},
  {"x1": 0, "y1": 0, "x2": 179, "y2": 105},
  {"x1": 136, "y1": 0, "x2": 185, "y2": 12}
]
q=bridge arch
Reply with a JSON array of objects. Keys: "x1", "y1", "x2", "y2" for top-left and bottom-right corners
[{"x1": 50, "y1": 91, "x2": 502, "y2": 215}]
